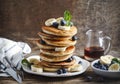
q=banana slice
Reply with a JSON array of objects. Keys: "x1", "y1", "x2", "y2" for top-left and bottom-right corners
[
  {"x1": 108, "y1": 63, "x2": 120, "y2": 71},
  {"x1": 45, "y1": 18, "x2": 56, "y2": 26},
  {"x1": 58, "y1": 25, "x2": 70, "y2": 30},
  {"x1": 56, "y1": 17, "x2": 64, "y2": 23},
  {"x1": 100, "y1": 55, "x2": 114, "y2": 65},
  {"x1": 55, "y1": 47, "x2": 67, "y2": 51},
  {"x1": 31, "y1": 65, "x2": 43, "y2": 73},
  {"x1": 29, "y1": 58, "x2": 40, "y2": 65},
  {"x1": 68, "y1": 64, "x2": 83, "y2": 72}
]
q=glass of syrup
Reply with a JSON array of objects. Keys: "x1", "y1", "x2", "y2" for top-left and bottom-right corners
[{"x1": 84, "y1": 29, "x2": 111, "y2": 61}]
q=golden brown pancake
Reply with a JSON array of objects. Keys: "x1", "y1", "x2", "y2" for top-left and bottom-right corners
[
  {"x1": 41, "y1": 38, "x2": 77, "y2": 47},
  {"x1": 40, "y1": 53, "x2": 72, "y2": 62},
  {"x1": 43, "y1": 66, "x2": 61, "y2": 72},
  {"x1": 42, "y1": 63, "x2": 77, "y2": 72},
  {"x1": 40, "y1": 58, "x2": 76, "y2": 67},
  {"x1": 38, "y1": 32, "x2": 72, "y2": 41},
  {"x1": 35, "y1": 39, "x2": 73, "y2": 50},
  {"x1": 42, "y1": 26, "x2": 77, "y2": 36},
  {"x1": 35, "y1": 39, "x2": 56, "y2": 49},
  {"x1": 40, "y1": 46, "x2": 75, "y2": 56}
]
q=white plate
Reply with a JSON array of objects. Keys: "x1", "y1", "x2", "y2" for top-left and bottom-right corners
[
  {"x1": 91, "y1": 59, "x2": 120, "y2": 78},
  {"x1": 22, "y1": 55, "x2": 90, "y2": 77}
]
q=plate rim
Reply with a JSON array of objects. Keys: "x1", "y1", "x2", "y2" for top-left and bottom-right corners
[{"x1": 22, "y1": 55, "x2": 90, "y2": 77}]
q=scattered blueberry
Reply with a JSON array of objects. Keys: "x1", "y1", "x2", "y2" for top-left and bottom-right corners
[
  {"x1": 57, "y1": 69, "x2": 63, "y2": 74},
  {"x1": 85, "y1": 76, "x2": 93, "y2": 82},
  {"x1": 60, "y1": 20, "x2": 66, "y2": 26},
  {"x1": 52, "y1": 22, "x2": 59, "y2": 28},
  {"x1": 40, "y1": 40, "x2": 46, "y2": 44},
  {"x1": 57, "y1": 68, "x2": 67, "y2": 74},
  {"x1": 78, "y1": 61, "x2": 82, "y2": 64},
  {"x1": 62, "y1": 68, "x2": 67, "y2": 73},
  {"x1": 72, "y1": 36, "x2": 78, "y2": 41}
]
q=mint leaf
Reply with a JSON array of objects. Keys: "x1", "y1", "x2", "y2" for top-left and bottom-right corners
[
  {"x1": 22, "y1": 58, "x2": 31, "y2": 68},
  {"x1": 64, "y1": 10, "x2": 72, "y2": 26},
  {"x1": 112, "y1": 58, "x2": 120, "y2": 64}
]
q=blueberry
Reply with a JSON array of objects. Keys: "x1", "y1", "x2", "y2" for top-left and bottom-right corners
[
  {"x1": 57, "y1": 68, "x2": 67, "y2": 74},
  {"x1": 97, "y1": 61, "x2": 101, "y2": 65},
  {"x1": 93, "y1": 63, "x2": 100, "y2": 68},
  {"x1": 72, "y1": 36, "x2": 78, "y2": 41},
  {"x1": 101, "y1": 65, "x2": 106, "y2": 70},
  {"x1": 78, "y1": 61, "x2": 82, "y2": 64},
  {"x1": 60, "y1": 20, "x2": 66, "y2": 26},
  {"x1": 40, "y1": 40, "x2": 46, "y2": 44},
  {"x1": 85, "y1": 76, "x2": 93, "y2": 82},
  {"x1": 52, "y1": 22, "x2": 59, "y2": 28},
  {"x1": 66, "y1": 57, "x2": 73, "y2": 62},
  {"x1": 62, "y1": 68, "x2": 67, "y2": 73},
  {"x1": 57, "y1": 69, "x2": 63, "y2": 74}
]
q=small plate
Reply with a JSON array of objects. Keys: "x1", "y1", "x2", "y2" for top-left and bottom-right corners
[
  {"x1": 22, "y1": 55, "x2": 90, "y2": 77},
  {"x1": 91, "y1": 59, "x2": 120, "y2": 78}
]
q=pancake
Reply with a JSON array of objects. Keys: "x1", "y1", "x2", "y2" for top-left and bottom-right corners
[
  {"x1": 42, "y1": 38, "x2": 77, "y2": 47},
  {"x1": 40, "y1": 53, "x2": 72, "y2": 62},
  {"x1": 43, "y1": 66, "x2": 61, "y2": 72},
  {"x1": 38, "y1": 32, "x2": 72, "y2": 41},
  {"x1": 42, "y1": 63, "x2": 77, "y2": 72},
  {"x1": 35, "y1": 39, "x2": 56, "y2": 49},
  {"x1": 35, "y1": 39, "x2": 73, "y2": 51},
  {"x1": 40, "y1": 46, "x2": 75, "y2": 56},
  {"x1": 42, "y1": 26, "x2": 77, "y2": 36},
  {"x1": 40, "y1": 58, "x2": 76, "y2": 66}
]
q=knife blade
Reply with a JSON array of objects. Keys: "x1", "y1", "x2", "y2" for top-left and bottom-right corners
[{"x1": 0, "y1": 62, "x2": 22, "y2": 83}]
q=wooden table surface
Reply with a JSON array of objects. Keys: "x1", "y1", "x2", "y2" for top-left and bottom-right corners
[{"x1": 1, "y1": 49, "x2": 120, "y2": 84}]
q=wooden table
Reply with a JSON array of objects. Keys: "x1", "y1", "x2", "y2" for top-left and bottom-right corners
[{"x1": 1, "y1": 49, "x2": 120, "y2": 84}]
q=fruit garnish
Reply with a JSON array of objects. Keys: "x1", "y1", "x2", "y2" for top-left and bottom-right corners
[
  {"x1": 72, "y1": 36, "x2": 78, "y2": 41},
  {"x1": 65, "y1": 57, "x2": 73, "y2": 62},
  {"x1": 45, "y1": 18, "x2": 56, "y2": 26},
  {"x1": 60, "y1": 20, "x2": 67, "y2": 26},
  {"x1": 93, "y1": 61, "x2": 108, "y2": 70},
  {"x1": 29, "y1": 58, "x2": 40, "y2": 65},
  {"x1": 22, "y1": 58, "x2": 31, "y2": 68},
  {"x1": 31, "y1": 65, "x2": 43, "y2": 73},
  {"x1": 100, "y1": 55, "x2": 114, "y2": 65},
  {"x1": 78, "y1": 61, "x2": 82, "y2": 64},
  {"x1": 64, "y1": 10, "x2": 72, "y2": 26},
  {"x1": 52, "y1": 22, "x2": 59, "y2": 28},
  {"x1": 111, "y1": 58, "x2": 120, "y2": 65},
  {"x1": 108, "y1": 63, "x2": 120, "y2": 71},
  {"x1": 57, "y1": 68, "x2": 67, "y2": 74}
]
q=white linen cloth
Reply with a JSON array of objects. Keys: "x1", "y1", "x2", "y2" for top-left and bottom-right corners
[{"x1": 0, "y1": 38, "x2": 31, "y2": 76}]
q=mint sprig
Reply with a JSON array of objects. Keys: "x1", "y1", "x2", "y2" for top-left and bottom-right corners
[
  {"x1": 112, "y1": 58, "x2": 120, "y2": 64},
  {"x1": 64, "y1": 10, "x2": 72, "y2": 26},
  {"x1": 22, "y1": 58, "x2": 31, "y2": 68}
]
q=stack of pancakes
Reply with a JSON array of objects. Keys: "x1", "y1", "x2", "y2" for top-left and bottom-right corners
[{"x1": 35, "y1": 19, "x2": 78, "y2": 72}]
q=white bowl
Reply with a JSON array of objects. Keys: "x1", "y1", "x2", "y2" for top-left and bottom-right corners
[{"x1": 91, "y1": 59, "x2": 120, "y2": 78}]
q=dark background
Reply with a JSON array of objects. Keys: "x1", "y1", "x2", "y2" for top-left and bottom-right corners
[{"x1": 0, "y1": 0, "x2": 120, "y2": 55}]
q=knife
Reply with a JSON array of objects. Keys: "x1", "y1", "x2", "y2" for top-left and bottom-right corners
[{"x1": 0, "y1": 61, "x2": 22, "y2": 84}]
